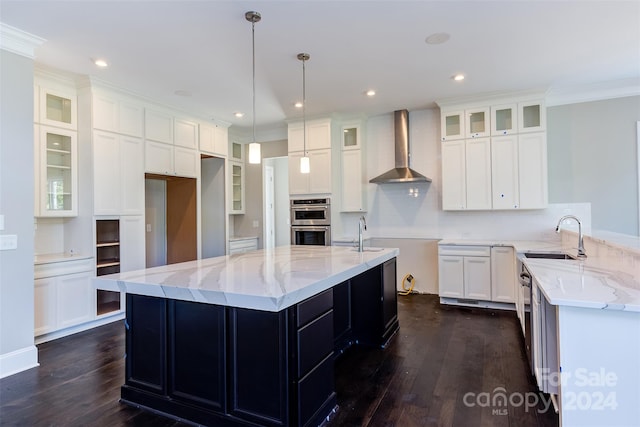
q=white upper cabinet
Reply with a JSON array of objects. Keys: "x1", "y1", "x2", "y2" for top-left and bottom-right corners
[
  {"x1": 93, "y1": 131, "x2": 144, "y2": 216},
  {"x1": 35, "y1": 126, "x2": 78, "y2": 217},
  {"x1": 200, "y1": 123, "x2": 228, "y2": 157},
  {"x1": 491, "y1": 135, "x2": 520, "y2": 209},
  {"x1": 491, "y1": 104, "x2": 518, "y2": 136},
  {"x1": 38, "y1": 86, "x2": 77, "y2": 130},
  {"x1": 287, "y1": 118, "x2": 331, "y2": 152},
  {"x1": 465, "y1": 107, "x2": 490, "y2": 139},
  {"x1": 440, "y1": 110, "x2": 465, "y2": 141},
  {"x1": 341, "y1": 125, "x2": 360, "y2": 150},
  {"x1": 518, "y1": 100, "x2": 546, "y2": 133},
  {"x1": 438, "y1": 91, "x2": 547, "y2": 211},
  {"x1": 145, "y1": 108, "x2": 174, "y2": 144},
  {"x1": 174, "y1": 118, "x2": 198, "y2": 149},
  {"x1": 92, "y1": 91, "x2": 144, "y2": 137}
]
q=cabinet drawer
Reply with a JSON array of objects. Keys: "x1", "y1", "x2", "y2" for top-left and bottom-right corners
[
  {"x1": 297, "y1": 310, "x2": 333, "y2": 378},
  {"x1": 438, "y1": 245, "x2": 490, "y2": 257},
  {"x1": 296, "y1": 289, "x2": 333, "y2": 328},
  {"x1": 297, "y1": 352, "x2": 335, "y2": 427}
]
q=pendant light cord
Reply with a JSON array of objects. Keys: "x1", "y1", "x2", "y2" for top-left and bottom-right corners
[
  {"x1": 302, "y1": 56, "x2": 306, "y2": 156},
  {"x1": 251, "y1": 19, "x2": 256, "y2": 145}
]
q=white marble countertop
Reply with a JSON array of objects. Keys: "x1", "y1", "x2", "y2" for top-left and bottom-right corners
[
  {"x1": 93, "y1": 245, "x2": 399, "y2": 312},
  {"x1": 228, "y1": 236, "x2": 258, "y2": 242},
  {"x1": 438, "y1": 239, "x2": 566, "y2": 253},
  {"x1": 523, "y1": 257, "x2": 640, "y2": 312}
]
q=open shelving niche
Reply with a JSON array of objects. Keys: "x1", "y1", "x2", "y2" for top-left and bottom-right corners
[{"x1": 96, "y1": 219, "x2": 122, "y2": 315}]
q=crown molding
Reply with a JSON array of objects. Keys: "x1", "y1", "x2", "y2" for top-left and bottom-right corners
[
  {"x1": 546, "y1": 78, "x2": 640, "y2": 106},
  {"x1": 0, "y1": 23, "x2": 45, "y2": 58}
]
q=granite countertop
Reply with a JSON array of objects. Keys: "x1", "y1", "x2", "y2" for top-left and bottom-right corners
[{"x1": 93, "y1": 245, "x2": 399, "y2": 312}]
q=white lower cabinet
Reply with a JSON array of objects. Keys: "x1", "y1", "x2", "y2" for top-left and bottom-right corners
[
  {"x1": 34, "y1": 257, "x2": 94, "y2": 338},
  {"x1": 490, "y1": 246, "x2": 516, "y2": 302},
  {"x1": 438, "y1": 245, "x2": 491, "y2": 300}
]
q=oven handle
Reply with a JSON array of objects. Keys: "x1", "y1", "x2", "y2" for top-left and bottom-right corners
[
  {"x1": 292, "y1": 205, "x2": 329, "y2": 212},
  {"x1": 291, "y1": 226, "x2": 330, "y2": 231}
]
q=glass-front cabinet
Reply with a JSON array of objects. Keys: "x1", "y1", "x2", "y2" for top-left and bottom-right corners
[
  {"x1": 518, "y1": 100, "x2": 546, "y2": 133},
  {"x1": 440, "y1": 110, "x2": 465, "y2": 141},
  {"x1": 39, "y1": 87, "x2": 77, "y2": 130},
  {"x1": 491, "y1": 104, "x2": 518, "y2": 136},
  {"x1": 229, "y1": 161, "x2": 245, "y2": 214},
  {"x1": 465, "y1": 107, "x2": 490, "y2": 138},
  {"x1": 35, "y1": 126, "x2": 78, "y2": 217}
]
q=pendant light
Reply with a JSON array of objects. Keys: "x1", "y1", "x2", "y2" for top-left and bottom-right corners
[
  {"x1": 246, "y1": 11, "x2": 261, "y2": 164},
  {"x1": 298, "y1": 53, "x2": 310, "y2": 174}
]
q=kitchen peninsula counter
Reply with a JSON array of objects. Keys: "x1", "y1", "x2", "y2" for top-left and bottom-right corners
[{"x1": 93, "y1": 245, "x2": 400, "y2": 427}]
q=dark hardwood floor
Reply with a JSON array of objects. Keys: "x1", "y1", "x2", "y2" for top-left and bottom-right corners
[{"x1": 0, "y1": 294, "x2": 558, "y2": 427}]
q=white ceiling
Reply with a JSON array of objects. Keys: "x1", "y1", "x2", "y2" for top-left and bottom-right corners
[{"x1": 2, "y1": 1, "x2": 639, "y2": 136}]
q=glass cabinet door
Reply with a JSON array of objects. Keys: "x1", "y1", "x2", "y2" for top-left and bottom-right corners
[
  {"x1": 229, "y1": 161, "x2": 245, "y2": 214},
  {"x1": 465, "y1": 107, "x2": 490, "y2": 138},
  {"x1": 491, "y1": 104, "x2": 518, "y2": 136},
  {"x1": 38, "y1": 126, "x2": 77, "y2": 217},
  {"x1": 39, "y1": 87, "x2": 77, "y2": 130},
  {"x1": 518, "y1": 101, "x2": 546, "y2": 133},
  {"x1": 342, "y1": 125, "x2": 360, "y2": 150},
  {"x1": 440, "y1": 110, "x2": 465, "y2": 141}
]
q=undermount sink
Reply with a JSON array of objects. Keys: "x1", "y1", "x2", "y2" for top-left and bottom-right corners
[
  {"x1": 350, "y1": 247, "x2": 385, "y2": 252},
  {"x1": 523, "y1": 252, "x2": 576, "y2": 260}
]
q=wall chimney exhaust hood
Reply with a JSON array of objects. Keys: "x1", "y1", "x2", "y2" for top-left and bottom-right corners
[{"x1": 369, "y1": 110, "x2": 432, "y2": 184}]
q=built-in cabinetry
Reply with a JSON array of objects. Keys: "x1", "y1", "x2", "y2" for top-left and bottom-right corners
[
  {"x1": 288, "y1": 118, "x2": 332, "y2": 195},
  {"x1": 95, "y1": 219, "x2": 123, "y2": 315},
  {"x1": 145, "y1": 108, "x2": 199, "y2": 178},
  {"x1": 228, "y1": 236, "x2": 258, "y2": 254},
  {"x1": 34, "y1": 80, "x2": 78, "y2": 217},
  {"x1": 228, "y1": 141, "x2": 245, "y2": 214},
  {"x1": 438, "y1": 245, "x2": 492, "y2": 300},
  {"x1": 439, "y1": 244, "x2": 516, "y2": 307},
  {"x1": 490, "y1": 246, "x2": 516, "y2": 303},
  {"x1": 199, "y1": 123, "x2": 228, "y2": 157},
  {"x1": 438, "y1": 93, "x2": 547, "y2": 210},
  {"x1": 340, "y1": 121, "x2": 367, "y2": 212},
  {"x1": 34, "y1": 256, "x2": 94, "y2": 338}
]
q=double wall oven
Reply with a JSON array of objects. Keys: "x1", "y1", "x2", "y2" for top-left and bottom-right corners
[{"x1": 290, "y1": 198, "x2": 331, "y2": 246}]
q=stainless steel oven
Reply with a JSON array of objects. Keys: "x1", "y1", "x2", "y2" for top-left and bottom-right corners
[{"x1": 291, "y1": 198, "x2": 331, "y2": 246}]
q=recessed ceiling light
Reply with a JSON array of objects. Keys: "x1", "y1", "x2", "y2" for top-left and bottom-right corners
[
  {"x1": 425, "y1": 32, "x2": 450, "y2": 45},
  {"x1": 294, "y1": 102, "x2": 303, "y2": 108},
  {"x1": 174, "y1": 89, "x2": 192, "y2": 97},
  {"x1": 366, "y1": 90, "x2": 376, "y2": 97},
  {"x1": 452, "y1": 74, "x2": 465, "y2": 81},
  {"x1": 234, "y1": 112, "x2": 244, "y2": 118},
  {"x1": 93, "y1": 58, "x2": 108, "y2": 67}
]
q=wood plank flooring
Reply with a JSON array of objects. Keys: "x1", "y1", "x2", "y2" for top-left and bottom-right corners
[{"x1": 0, "y1": 294, "x2": 558, "y2": 427}]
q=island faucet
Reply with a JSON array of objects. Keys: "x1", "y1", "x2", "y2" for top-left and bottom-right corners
[
  {"x1": 555, "y1": 215, "x2": 587, "y2": 258},
  {"x1": 358, "y1": 215, "x2": 367, "y2": 252}
]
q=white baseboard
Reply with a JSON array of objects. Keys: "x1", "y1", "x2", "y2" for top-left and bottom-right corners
[
  {"x1": 0, "y1": 345, "x2": 39, "y2": 379},
  {"x1": 35, "y1": 312, "x2": 125, "y2": 345}
]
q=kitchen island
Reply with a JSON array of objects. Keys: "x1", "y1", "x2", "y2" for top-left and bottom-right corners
[{"x1": 93, "y1": 245, "x2": 400, "y2": 427}]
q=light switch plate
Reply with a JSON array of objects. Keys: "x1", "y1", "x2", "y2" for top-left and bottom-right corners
[
  {"x1": 0, "y1": 214, "x2": 4, "y2": 231},
  {"x1": 0, "y1": 234, "x2": 18, "y2": 251}
]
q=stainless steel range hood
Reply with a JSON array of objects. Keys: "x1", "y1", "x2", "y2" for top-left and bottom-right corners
[{"x1": 369, "y1": 110, "x2": 432, "y2": 184}]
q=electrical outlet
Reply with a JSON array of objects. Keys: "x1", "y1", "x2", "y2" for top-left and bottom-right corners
[
  {"x1": 0, "y1": 234, "x2": 18, "y2": 251},
  {"x1": 0, "y1": 214, "x2": 4, "y2": 231},
  {"x1": 252, "y1": 220, "x2": 259, "y2": 228}
]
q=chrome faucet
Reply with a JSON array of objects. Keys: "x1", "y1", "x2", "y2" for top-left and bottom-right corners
[
  {"x1": 358, "y1": 216, "x2": 367, "y2": 252},
  {"x1": 555, "y1": 215, "x2": 587, "y2": 258}
]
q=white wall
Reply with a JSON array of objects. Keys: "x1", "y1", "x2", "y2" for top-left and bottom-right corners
[
  {"x1": 145, "y1": 178, "x2": 166, "y2": 268},
  {"x1": 0, "y1": 49, "x2": 38, "y2": 377},
  {"x1": 201, "y1": 156, "x2": 226, "y2": 258}
]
